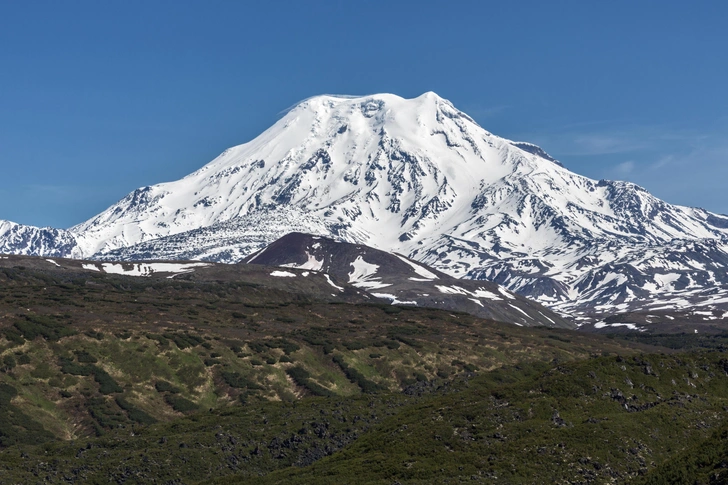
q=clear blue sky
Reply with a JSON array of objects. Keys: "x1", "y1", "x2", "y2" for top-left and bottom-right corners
[{"x1": 1, "y1": 1, "x2": 726, "y2": 228}]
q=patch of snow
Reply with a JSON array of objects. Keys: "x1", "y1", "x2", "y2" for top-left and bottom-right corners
[
  {"x1": 348, "y1": 256, "x2": 379, "y2": 281},
  {"x1": 372, "y1": 293, "x2": 418, "y2": 305},
  {"x1": 246, "y1": 246, "x2": 267, "y2": 263},
  {"x1": 594, "y1": 321, "x2": 643, "y2": 331},
  {"x1": 270, "y1": 270, "x2": 296, "y2": 277},
  {"x1": 539, "y1": 312, "x2": 556, "y2": 324},
  {"x1": 472, "y1": 288, "x2": 503, "y2": 300},
  {"x1": 99, "y1": 262, "x2": 210, "y2": 277},
  {"x1": 282, "y1": 251, "x2": 323, "y2": 271},
  {"x1": 498, "y1": 287, "x2": 516, "y2": 299},
  {"x1": 435, "y1": 285, "x2": 468, "y2": 295},
  {"x1": 508, "y1": 304, "x2": 533, "y2": 319},
  {"x1": 82, "y1": 263, "x2": 100, "y2": 272},
  {"x1": 325, "y1": 274, "x2": 344, "y2": 291},
  {"x1": 354, "y1": 280, "x2": 393, "y2": 290},
  {"x1": 393, "y1": 254, "x2": 438, "y2": 280},
  {"x1": 436, "y1": 285, "x2": 502, "y2": 300},
  {"x1": 693, "y1": 311, "x2": 715, "y2": 318},
  {"x1": 653, "y1": 272, "x2": 681, "y2": 290},
  {"x1": 348, "y1": 256, "x2": 390, "y2": 289},
  {"x1": 468, "y1": 298, "x2": 484, "y2": 307},
  {"x1": 46, "y1": 259, "x2": 60, "y2": 267}
]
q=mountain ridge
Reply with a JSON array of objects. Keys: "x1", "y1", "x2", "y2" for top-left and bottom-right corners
[{"x1": 243, "y1": 232, "x2": 573, "y2": 328}]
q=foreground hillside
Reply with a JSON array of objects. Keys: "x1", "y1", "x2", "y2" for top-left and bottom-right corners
[
  {"x1": 0, "y1": 259, "x2": 727, "y2": 483},
  {"x1": 0, "y1": 259, "x2": 635, "y2": 443},
  {"x1": 1, "y1": 349, "x2": 727, "y2": 484}
]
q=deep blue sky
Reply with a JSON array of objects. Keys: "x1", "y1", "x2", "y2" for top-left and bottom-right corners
[{"x1": 1, "y1": 1, "x2": 726, "y2": 228}]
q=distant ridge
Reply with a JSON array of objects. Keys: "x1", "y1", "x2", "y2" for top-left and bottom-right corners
[{"x1": 244, "y1": 232, "x2": 573, "y2": 328}]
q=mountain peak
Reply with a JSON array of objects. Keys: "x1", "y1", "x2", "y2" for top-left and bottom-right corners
[{"x1": 288, "y1": 91, "x2": 451, "y2": 118}]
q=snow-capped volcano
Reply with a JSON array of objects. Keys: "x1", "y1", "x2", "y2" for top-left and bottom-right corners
[
  {"x1": 71, "y1": 91, "x2": 531, "y2": 255},
  {"x1": 2, "y1": 92, "x2": 728, "y2": 322}
]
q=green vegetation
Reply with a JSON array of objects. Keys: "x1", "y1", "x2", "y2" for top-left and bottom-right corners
[
  {"x1": 332, "y1": 354, "x2": 386, "y2": 393},
  {"x1": 10, "y1": 314, "x2": 76, "y2": 342},
  {"x1": 165, "y1": 394, "x2": 199, "y2": 413},
  {"x1": 286, "y1": 366, "x2": 333, "y2": 397},
  {"x1": 222, "y1": 371, "x2": 263, "y2": 390},
  {"x1": 0, "y1": 261, "x2": 726, "y2": 482}
]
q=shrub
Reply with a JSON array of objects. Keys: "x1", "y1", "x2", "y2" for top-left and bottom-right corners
[
  {"x1": 59, "y1": 357, "x2": 92, "y2": 376},
  {"x1": 163, "y1": 332, "x2": 203, "y2": 350},
  {"x1": 385, "y1": 340, "x2": 400, "y2": 350},
  {"x1": 332, "y1": 355, "x2": 386, "y2": 393},
  {"x1": 286, "y1": 366, "x2": 333, "y2": 397},
  {"x1": 92, "y1": 367, "x2": 123, "y2": 394},
  {"x1": 248, "y1": 342, "x2": 267, "y2": 354},
  {"x1": 145, "y1": 333, "x2": 169, "y2": 347},
  {"x1": 2, "y1": 327, "x2": 25, "y2": 345},
  {"x1": 1, "y1": 355, "x2": 16, "y2": 372},
  {"x1": 87, "y1": 397, "x2": 126, "y2": 430},
  {"x1": 155, "y1": 381, "x2": 181, "y2": 394},
  {"x1": 75, "y1": 351, "x2": 98, "y2": 363},
  {"x1": 115, "y1": 397, "x2": 156, "y2": 425},
  {"x1": 84, "y1": 331, "x2": 105, "y2": 340},
  {"x1": 344, "y1": 341, "x2": 367, "y2": 351},
  {"x1": 266, "y1": 339, "x2": 300, "y2": 355},
  {"x1": 0, "y1": 384, "x2": 17, "y2": 405},
  {"x1": 221, "y1": 371, "x2": 263, "y2": 390},
  {"x1": 381, "y1": 305, "x2": 402, "y2": 315},
  {"x1": 391, "y1": 336, "x2": 422, "y2": 349},
  {"x1": 165, "y1": 394, "x2": 198, "y2": 413},
  {"x1": 13, "y1": 315, "x2": 76, "y2": 342}
]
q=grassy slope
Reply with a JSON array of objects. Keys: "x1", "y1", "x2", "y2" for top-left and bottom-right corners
[
  {"x1": 0, "y1": 351, "x2": 726, "y2": 484},
  {"x1": 227, "y1": 352, "x2": 728, "y2": 484},
  {"x1": 1, "y1": 264, "x2": 725, "y2": 483},
  {"x1": 0, "y1": 266, "x2": 646, "y2": 444}
]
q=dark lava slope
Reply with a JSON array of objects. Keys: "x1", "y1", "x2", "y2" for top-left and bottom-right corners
[{"x1": 244, "y1": 233, "x2": 574, "y2": 328}]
